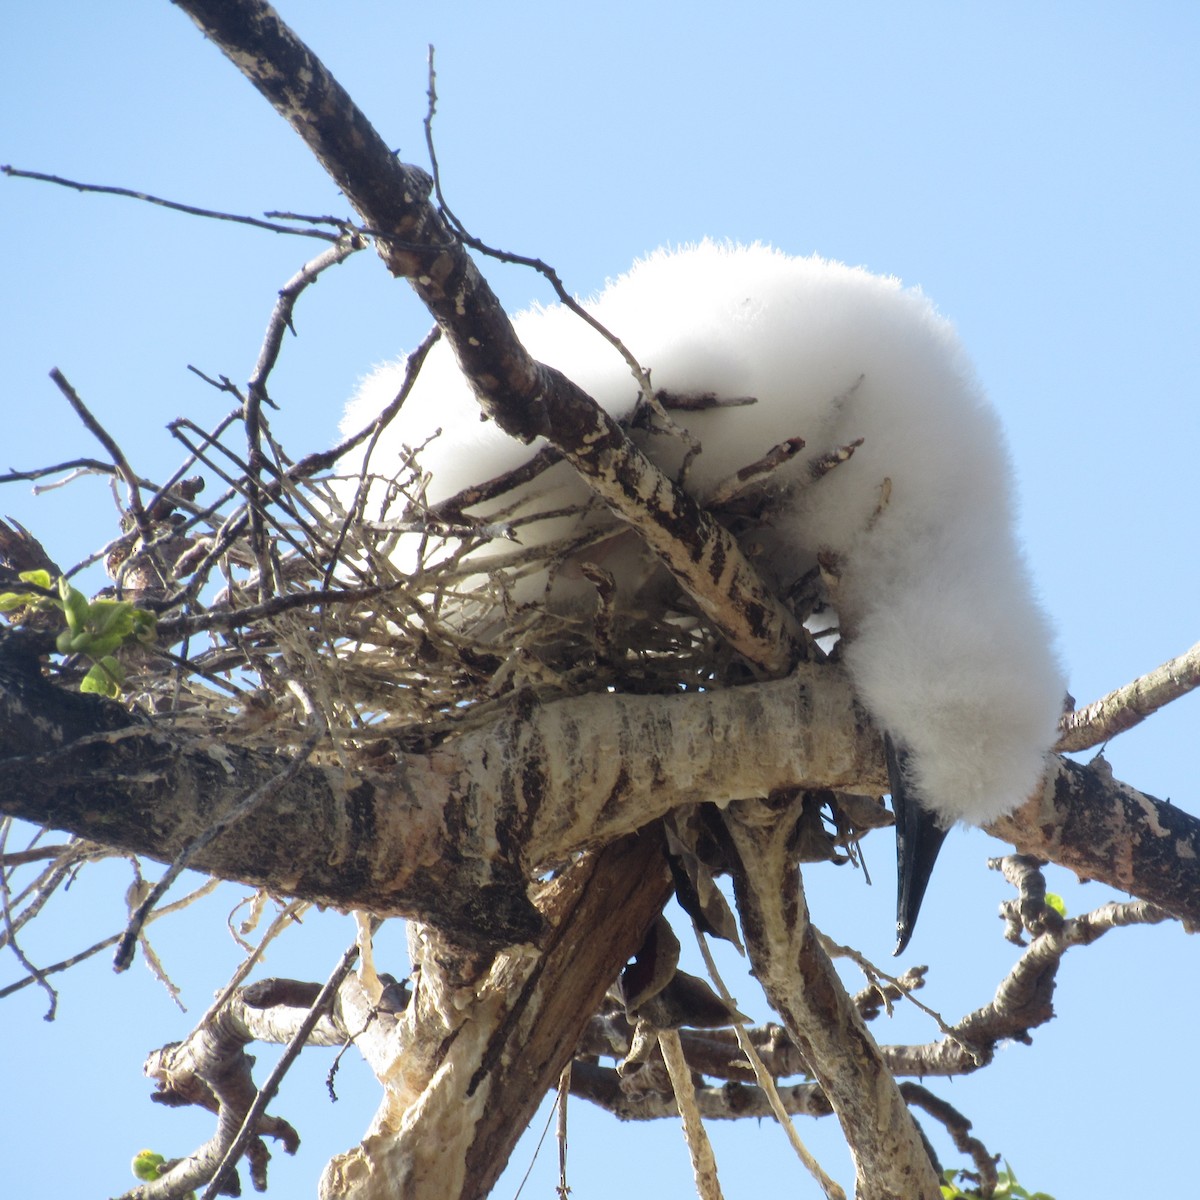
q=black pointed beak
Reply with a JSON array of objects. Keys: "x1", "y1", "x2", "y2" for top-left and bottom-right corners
[{"x1": 885, "y1": 734, "x2": 950, "y2": 955}]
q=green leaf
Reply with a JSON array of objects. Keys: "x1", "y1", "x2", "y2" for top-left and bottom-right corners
[
  {"x1": 3, "y1": 574, "x2": 159, "y2": 696},
  {"x1": 18, "y1": 569, "x2": 53, "y2": 590},
  {"x1": 81, "y1": 656, "x2": 125, "y2": 698},
  {"x1": 0, "y1": 570, "x2": 57, "y2": 613},
  {"x1": 940, "y1": 1170, "x2": 968, "y2": 1198},
  {"x1": 86, "y1": 631, "x2": 129, "y2": 659},
  {"x1": 131, "y1": 1149, "x2": 166, "y2": 1182},
  {"x1": 132, "y1": 608, "x2": 157, "y2": 643},
  {"x1": 90, "y1": 599, "x2": 136, "y2": 638},
  {"x1": 60, "y1": 580, "x2": 91, "y2": 633},
  {"x1": 1043, "y1": 892, "x2": 1067, "y2": 917}
]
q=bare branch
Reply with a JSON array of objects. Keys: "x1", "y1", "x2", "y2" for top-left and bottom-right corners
[
  {"x1": 117, "y1": 980, "x2": 347, "y2": 1200},
  {"x1": 1057, "y1": 639, "x2": 1200, "y2": 753},
  {"x1": 169, "y1": 0, "x2": 806, "y2": 674},
  {"x1": 722, "y1": 794, "x2": 942, "y2": 1200},
  {"x1": 198, "y1": 935, "x2": 366, "y2": 1200},
  {"x1": 694, "y1": 929, "x2": 845, "y2": 1198},
  {"x1": 0, "y1": 877, "x2": 218, "y2": 1002},
  {"x1": 986, "y1": 756, "x2": 1200, "y2": 931},
  {"x1": 48, "y1": 368, "x2": 151, "y2": 540},
  {"x1": 899, "y1": 1084, "x2": 996, "y2": 1195},
  {"x1": 1, "y1": 164, "x2": 345, "y2": 240},
  {"x1": 659, "y1": 1027, "x2": 726, "y2": 1200}
]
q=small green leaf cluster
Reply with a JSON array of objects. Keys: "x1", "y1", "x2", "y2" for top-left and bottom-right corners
[
  {"x1": 0, "y1": 570, "x2": 156, "y2": 698},
  {"x1": 942, "y1": 1163, "x2": 1056, "y2": 1200},
  {"x1": 130, "y1": 1149, "x2": 196, "y2": 1199},
  {"x1": 130, "y1": 1149, "x2": 167, "y2": 1182}
]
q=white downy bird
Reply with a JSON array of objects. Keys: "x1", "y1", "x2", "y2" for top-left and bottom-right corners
[{"x1": 342, "y1": 241, "x2": 1066, "y2": 952}]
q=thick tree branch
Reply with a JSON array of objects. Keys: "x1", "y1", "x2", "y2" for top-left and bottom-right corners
[
  {"x1": 3, "y1": 628, "x2": 1198, "y2": 937},
  {"x1": 167, "y1": 0, "x2": 805, "y2": 674},
  {"x1": 122, "y1": 986, "x2": 344, "y2": 1200},
  {"x1": 986, "y1": 756, "x2": 1200, "y2": 931},
  {"x1": 320, "y1": 831, "x2": 673, "y2": 1200}
]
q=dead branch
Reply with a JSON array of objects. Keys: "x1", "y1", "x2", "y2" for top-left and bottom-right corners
[
  {"x1": 320, "y1": 831, "x2": 673, "y2": 1200},
  {"x1": 118, "y1": 974, "x2": 348, "y2": 1200},
  {"x1": 1, "y1": 164, "x2": 346, "y2": 240},
  {"x1": 170, "y1": 0, "x2": 806, "y2": 675}
]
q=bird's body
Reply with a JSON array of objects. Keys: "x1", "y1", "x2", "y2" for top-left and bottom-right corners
[{"x1": 343, "y1": 242, "x2": 1065, "y2": 948}]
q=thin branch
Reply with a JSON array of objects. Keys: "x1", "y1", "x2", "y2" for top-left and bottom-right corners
[
  {"x1": 0, "y1": 458, "x2": 123, "y2": 486},
  {"x1": 48, "y1": 368, "x2": 151, "y2": 540},
  {"x1": 240, "y1": 236, "x2": 367, "y2": 599},
  {"x1": 113, "y1": 683, "x2": 328, "y2": 971},
  {"x1": 198, "y1": 930, "x2": 367, "y2": 1200},
  {"x1": 695, "y1": 927, "x2": 845, "y2": 1199},
  {"x1": 556, "y1": 1065, "x2": 570, "y2": 1199},
  {"x1": 1, "y1": 165, "x2": 344, "y2": 241},
  {"x1": 422, "y1": 48, "x2": 706, "y2": 457},
  {"x1": 818, "y1": 933, "x2": 965, "y2": 1050},
  {"x1": 0, "y1": 822, "x2": 56, "y2": 1019},
  {"x1": 899, "y1": 1084, "x2": 996, "y2": 1196},
  {"x1": 0, "y1": 866, "x2": 221, "y2": 1003},
  {"x1": 0, "y1": 843, "x2": 73, "y2": 867},
  {"x1": 321, "y1": 323, "x2": 442, "y2": 586},
  {"x1": 659, "y1": 1028, "x2": 725, "y2": 1200},
  {"x1": 201, "y1": 900, "x2": 311, "y2": 1029}
]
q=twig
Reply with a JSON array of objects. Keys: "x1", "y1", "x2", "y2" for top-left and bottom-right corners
[
  {"x1": 243, "y1": 236, "x2": 365, "y2": 597},
  {"x1": 817, "y1": 933, "x2": 964, "y2": 1048},
  {"x1": 48, "y1": 368, "x2": 151, "y2": 539},
  {"x1": 0, "y1": 458, "x2": 121, "y2": 486},
  {"x1": 0, "y1": 843, "x2": 73, "y2": 868},
  {"x1": 706, "y1": 437, "x2": 807, "y2": 508},
  {"x1": 695, "y1": 927, "x2": 846, "y2": 1199},
  {"x1": 422, "y1": 48, "x2": 688, "y2": 439},
  {"x1": 0, "y1": 821, "x2": 57, "y2": 1019},
  {"x1": 0, "y1": 877, "x2": 218, "y2": 1003},
  {"x1": 199, "y1": 929, "x2": 367, "y2": 1200},
  {"x1": 154, "y1": 580, "x2": 400, "y2": 640},
  {"x1": 659, "y1": 1028, "x2": 725, "y2": 1200},
  {"x1": 322, "y1": 323, "x2": 442, "y2": 586},
  {"x1": 113, "y1": 683, "x2": 328, "y2": 971},
  {"x1": 200, "y1": 899, "x2": 310, "y2": 1030},
  {"x1": 248, "y1": 235, "x2": 365, "y2": 407},
  {"x1": 1, "y1": 165, "x2": 344, "y2": 241},
  {"x1": 556, "y1": 1064, "x2": 571, "y2": 1199}
]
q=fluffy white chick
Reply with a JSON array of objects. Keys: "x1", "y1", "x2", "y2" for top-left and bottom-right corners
[{"x1": 342, "y1": 241, "x2": 1066, "y2": 951}]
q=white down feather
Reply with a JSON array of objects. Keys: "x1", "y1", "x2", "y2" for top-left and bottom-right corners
[{"x1": 341, "y1": 241, "x2": 1065, "y2": 829}]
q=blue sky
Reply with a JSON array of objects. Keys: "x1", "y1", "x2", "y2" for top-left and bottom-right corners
[{"x1": 2, "y1": 3, "x2": 1197, "y2": 1197}]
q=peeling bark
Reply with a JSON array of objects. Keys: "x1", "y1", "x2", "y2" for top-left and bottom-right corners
[
  {"x1": 723, "y1": 796, "x2": 942, "y2": 1200},
  {"x1": 319, "y1": 830, "x2": 672, "y2": 1200},
  {"x1": 4, "y1": 628, "x2": 1197, "y2": 937},
  {"x1": 987, "y1": 756, "x2": 1200, "y2": 931}
]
